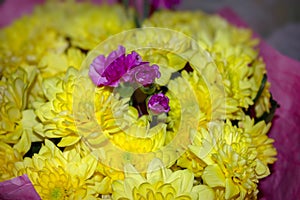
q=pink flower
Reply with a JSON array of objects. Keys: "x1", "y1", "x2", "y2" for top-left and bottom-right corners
[
  {"x1": 123, "y1": 63, "x2": 161, "y2": 86},
  {"x1": 89, "y1": 46, "x2": 142, "y2": 87},
  {"x1": 148, "y1": 93, "x2": 170, "y2": 114}
]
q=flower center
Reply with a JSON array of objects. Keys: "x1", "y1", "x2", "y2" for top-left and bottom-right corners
[{"x1": 50, "y1": 187, "x2": 65, "y2": 200}]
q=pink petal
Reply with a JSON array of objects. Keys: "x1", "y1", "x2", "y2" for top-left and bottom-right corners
[
  {"x1": 91, "y1": 55, "x2": 106, "y2": 74},
  {"x1": 0, "y1": 175, "x2": 41, "y2": 199},
  {"x1": 218, "y1": 8, "x2": 300, "y2": 200}
]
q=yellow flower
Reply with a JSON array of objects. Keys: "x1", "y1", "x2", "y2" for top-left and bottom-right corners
[
  {"x1": 239, "y1": 117, "x2": 277, "y2": 164},
  {"x1": 80, "y1": 86, "x2": 167, "y2": 154},
  {"x1": 112, "y1": 158, "x2": 214, "y2": 200},
  {"x1": 144, "y1": 10, "x2": 272, "y2": 118},
  {"x1": 0, "y1": 8, "x2": 68, "y2": 76},
  {"x1": 186, "y1": 119, "x2": 275, "y2": 199},
  {"x1": 38, "y1": 47, "x2": 86, "y2": 78},
  {"x1": 0, "y1": 1, "x2": 134, "y2": 77},
  {"x1": 0, "y1": 67, "x2": 42, "y2": 155},
  {"x1": 0, "y1": 142, "x2": 22, "y2": 181},
  {"x1": 58, "y1": 3, "x2": 135, "y2": 50},
  {"x1": 13, "y1": 140, "x2": 100, "y2": 199},
  {"x1": 34, "y1": 67, "x2": 81, "y2": 147},
  {"x1": 202, "y1": 149, "x2": 258, "y2": 199},
  {"x1": 181, "y1": 69, "x2": 242, "y2": 121}
]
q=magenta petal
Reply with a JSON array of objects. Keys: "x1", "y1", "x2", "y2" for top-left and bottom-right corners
[
  {"x1": 0, "y1": 175, "x2": 41, "y2": 200},
  {"x1": 218, "y1": 8, "x2": 300, "y2": 200},
  {"x1": 126, "y1": 51, "x2": 143, "y2": 69},
  {"x1": 88, "y1": 66, "x2": 107, "y2": 86},
  {"x1": 106, "y1": 45, "x2": 125, "y2": 65},
  {"x1": 148, "y1": 93, "x2": 170, "y2": 114},
  {"x1": 91, "y1": 55, "x2": 106, "y2": 75}
]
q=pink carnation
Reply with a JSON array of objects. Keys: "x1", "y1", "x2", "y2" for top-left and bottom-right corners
[
  {"x1": 89, "y1": 46, "x2": 142, "y2": 87},
  {"x1": 148, "y1": 93, "x2": 170, "y2": 114},
  {"x1": 123, "y1": 63, "x2": 161, "y2": 86}
]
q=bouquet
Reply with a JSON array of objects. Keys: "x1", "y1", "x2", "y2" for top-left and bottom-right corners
[{"x1": 2, "y1": 0, "x2": 297, "y2": 199}]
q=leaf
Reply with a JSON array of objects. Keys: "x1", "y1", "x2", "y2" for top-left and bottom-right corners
[{"x1": 253, "y1": 74, "x2": 267, "y2": 103}]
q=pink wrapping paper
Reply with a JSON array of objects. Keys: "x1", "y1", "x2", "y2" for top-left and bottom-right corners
[
  {"x1": 0, "y1": 0, "x2": 44, "y2": 28},
  {"x1": 1, "y1": 2, "x2": 299, "y2": 200},
  {"x1": 218, "y1": 8, "x2": 300, "y2": 200},
  {"x1": 0, "y1": 175, "x2": 41, "y2": 200}
]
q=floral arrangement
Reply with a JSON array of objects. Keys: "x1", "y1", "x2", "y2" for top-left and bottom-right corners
[{"x1": 0, "y1": 0, "x2": 281, "y2": 199}]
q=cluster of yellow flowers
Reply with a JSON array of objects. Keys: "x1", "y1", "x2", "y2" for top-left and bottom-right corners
[{"x1": 0, "y1": 1, "x2": 276, "y2": 199}]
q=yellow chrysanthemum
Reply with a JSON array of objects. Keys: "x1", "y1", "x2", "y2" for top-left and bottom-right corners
[
  {"x1": 202, "y1": 147, "x2": 259, "y2": 199},
  {"x1": 0, "y1": 1, "x2": 134, "y2": 77},
  {"x1": 239, "y1": 117, "x2": 277, "y2": 164},
  {"x1": 57, "y1": 3, "x2": 135, "y2": 50},
  {"x1": 0, "y1": 142, "x2": 22, "y2": 181},
  {"x1": 132, "y1": 33, "x2": 190, "y2": 86},
  {"x1": 78, "y1": 85, "x2": 167, "y2": 154},
  {"x1": 0, "y1": 67, "x2": 42, "y2": 155},
  {"x1": 0, "y1": 0, "x2": 135, "y2": 148},
  {"x1": 112, "y1": 158, "x2": 214, "y2": 200},
  {"x1": 71, "y1": 83, "x2": 171, "y2": 186},
  {"x1": 13, "y1": 140, "x2": 101, "y2": 199},
  {"x1": 185, "y1": 119, "x2": 275, "y2": 199},
  {"x1": 34, "y1": 67, "x2": 80, "y2": 147},
  {"x1": 144, "y1": 10, "x2": 272, "y2": 118},
  {"x1": 181, "y1": 69, "x2": 242, "y2": 121}
]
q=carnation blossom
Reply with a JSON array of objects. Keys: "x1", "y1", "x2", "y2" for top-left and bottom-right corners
[
  {"x1": 89, "y1": 45, "x2": 143, "y2": 87},
  {"x1": 148, "y1": 93, "x2": 170, "y2": 114},
  {"x1": 123, "y1": 62, "x2": 161, "y2": 86}
]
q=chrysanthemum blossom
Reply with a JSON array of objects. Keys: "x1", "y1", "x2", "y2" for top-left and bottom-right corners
[
  {"x1": 89, "y1": 46, "x2": 143, "y2": 87},
  {"x1": 35, "y1": 67, "x2": 81, "y2": 147},
  {"x1": 112, "y1": 158, "x2": 214, "y2": 199},
  {"x1": 148, "y1": 93, "x2": 170, "y2": 114},
  {"x1": 189, "y1": 120, "x2": 276, "y2": 199},
  {"x1": 0, "y1": 142, "x2": 22, "y2": 181},
  {"x1": 13, "y1": 140, "x2": 101, "y2": 199}
]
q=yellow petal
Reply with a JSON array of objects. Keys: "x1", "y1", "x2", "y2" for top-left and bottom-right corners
[
  {"x1": 225, "y1": 178, "x2": 240, "y2": 199},
  {"x1": 13, "y1": 130, "x2": 30, "y2": 155},
  {"x1": 58, "y1": 135, "x2": 81, "y2": 147},
  {"x1": 192, "y1": 185, "x2": 215, "y2": 200},
  {"x1": 202, "y1": 164, "x2": 225, "y2": 187}
]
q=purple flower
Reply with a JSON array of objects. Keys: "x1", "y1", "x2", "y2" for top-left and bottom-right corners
[
  {"x1": 89, "y1": 46, "x2": 142, "y2": 87},
  {"x1": 148, "y1": 93, "x2": 170, "y2": 114},
  {"x1": 123, "y1": 63, "x2": 161, "y2": 86}
]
